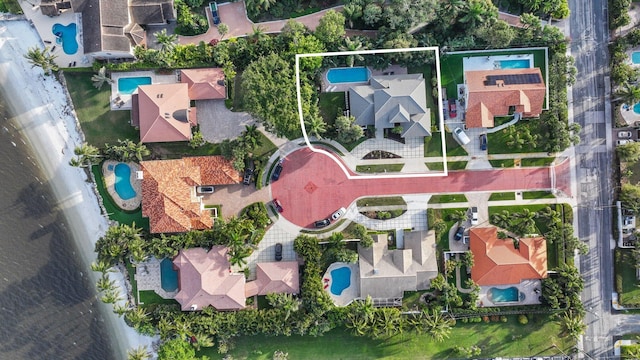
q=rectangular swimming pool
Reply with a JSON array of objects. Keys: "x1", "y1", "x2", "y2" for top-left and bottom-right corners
[
  {"x1": 327, "y1": 67, "x2": 370, "y2": 84},
  {"x1": 633, "y1": 52, "x2": 640, "y2": 65},
  {"x1": 488, "y1": 286, "x2": 520, "y2": 303},
  {"x1": 117, "y1": 76, "x2": 152, "y2": 95},
  {"x1": 498, "y1": 59, "x2": 531, "y2": 69}
]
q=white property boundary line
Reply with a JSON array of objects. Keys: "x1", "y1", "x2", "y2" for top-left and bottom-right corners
[{"x1": 295, "y1": 47, "x2": 448, "y2": 180}]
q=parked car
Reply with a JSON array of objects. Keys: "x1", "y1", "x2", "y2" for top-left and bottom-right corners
[
  {"x1": 479, "y1": 134, "x2": 487, "y2": 150},
  {"x1": 331, "y1": 207, "x2": 346, "y2": 221},
  {"x1": 453, "y1": 127, "x2": 471, "y2": 145},
  {"x1": 454, "y1": 226, "x2": 465, "y2": 241},
  {"x1": 273, "y1": 199, "x2": 283, "y2": 213},
  {"x1": 271, "y1": 163, "x2": 283, "y2": 181},
  {"x1": 196, "y1": 186, "x2": 214, "y2": 194},
  {"x1": 448, "y1": 99, "x2": 457, "y2": 119},
  {"x1": 275, "y1": 243, "x2": 283, "y2": 261},
  {"x1": 618, "y1": 131, "x2": 633, "y2": 139},
  {"x1": 617, "y1": 139, "x2": 634, "y2": 146},
  {"x1": 243, "y1": 160, "x2": 255, "y2": 185},
  {"x1": 314, "y1": 219, "x2": 331, "y2": 228},
  {"x1": 471, "y1": 206, "x2": 478, "y2": 225}
]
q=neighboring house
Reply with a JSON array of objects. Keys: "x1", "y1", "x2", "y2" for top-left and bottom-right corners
[
  {"x1": 357, "y1": 231, "x2": 438, "y2": 302},
  {"x1": 132, "y1": 83, "x2": 196, "y2": 143},
  {"x1": 173, "y1": 247, "x2": 299, "y2": 311},
  {"x1": 46, "y1": 0, "x2": 175, "y2": 59},
  {"x1": 464, "y1": 68, "x2": 546, "y2": 128},
  {"x1": 180, "y1": 68, "x2": 227, "y2": 100},
  {"x1": 139, "y1": 156, "x2": 241, "y2": 234},
  {"x1": 349, "y1": 74, "x2": 431, "y2": 138},
  {"x1": 469, "y1": 227, "x2": 547, "y2": 286}
]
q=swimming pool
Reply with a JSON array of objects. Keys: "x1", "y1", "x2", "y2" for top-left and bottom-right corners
[
  {"x1": 330, "y1": 266, "x2": 351, "y2": 296},
  {"x1": 327, "y1": 67, "x2": 370, "y2": 84},
  {"x1": 488, "y1": 286, "x2": 521, "y2": 303},
  {"x1": 160, "y1": 258, "x2": 179, "y2": 292},
  {"x1": 117, "y1": 77, "x2": 152, "y2": 95},
  {"x1": 633, "y1": 52, "x2": 640, "y2": 64},
  {"x1": 52, "y1": 23, "x2": 78, "y2": 55},
  {"x1": 633, "y1": 102, "x2": 640, "y2": 114},
  {"x1": 114, "y1": 163, "x2": 136, "y2": 200},
  {"x1": 498, "y1": 59, "x2": 531, "y2": 69}
]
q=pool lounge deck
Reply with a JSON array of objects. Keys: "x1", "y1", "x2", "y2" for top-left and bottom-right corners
[
  {"x1": 135, "y1": 257, "x2": 178, "y2": 302},
  {"x1": 109, "y1": 71, "x2": 177, "y2": 111},
  {"x1": 323, "y1": 262, "x2": 360, "y2": 307},
  {"x1": 320, "y1": 65, "x2": 408, "y2": 93},
  {"x1": 478, "y1": 279, "x2": 542, "y2": 307},
  {"x1": 102, "y1": 160, "x2": 142, "y2": 211}
]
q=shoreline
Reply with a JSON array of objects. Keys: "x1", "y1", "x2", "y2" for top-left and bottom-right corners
[{"x1": 0, "y1": 20, "x2": 155, "y2": 358}]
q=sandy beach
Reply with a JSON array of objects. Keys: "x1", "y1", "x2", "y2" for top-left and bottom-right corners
[{"x1": 0, "y1": 20, "x2": 155, "y2": 358}]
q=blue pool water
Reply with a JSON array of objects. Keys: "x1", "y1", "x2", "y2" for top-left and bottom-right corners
[
  {"x1": 498, "y1": 59, "x2": 530, "y2": 69},
  {"x1": 160, "y1": 258, "x2": 179, "y2": 292},
  {"x1": 117, "y1": 77, "x2": 152, "y2": 95},
  {"x1": 327, "y1": 67, "x2": 370, "y2": 84},
  {"x1": 330, "y1": 266, "x2": 351, "y2": 296},
  {"x1": 488, "y1": 286, "x2": 520, "y2": 303},
  {"x1": 633, "y1": 52, "x2": 640, "y2": 64},
  {"x1": 114, "y1": 163, "x2": 136, "y2": 200},
  {"x1": 52, "y1": 23, "x2": 78, "y2": 55},
  {"x1": 633, "y1": 102, "x2": 640, "y2": 114}
]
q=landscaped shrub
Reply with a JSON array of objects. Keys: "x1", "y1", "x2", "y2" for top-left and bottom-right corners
[{"x1": 518, "y1": 314, "x2": 529, "y2": 325}]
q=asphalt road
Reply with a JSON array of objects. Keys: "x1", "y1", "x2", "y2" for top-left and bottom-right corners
[{"x1": 568, "y1": 0, "x2": 617, "y2": 357}]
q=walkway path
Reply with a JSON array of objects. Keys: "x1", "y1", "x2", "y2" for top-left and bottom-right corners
[{"x1": 271, "y1": 147, "x2": 572, "y2": 227}]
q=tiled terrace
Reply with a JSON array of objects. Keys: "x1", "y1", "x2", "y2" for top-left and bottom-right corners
[
  {"x1": 109, "y1": 71, "x2": 176, "y2": 111},
  {"x1": 134, "y1": 257, "x2": 178, "y2": 302}
]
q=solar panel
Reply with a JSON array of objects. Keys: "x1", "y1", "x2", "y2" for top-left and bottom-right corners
[{"x1": 484, "y1": 73, "x2": 542, "y2": 86}]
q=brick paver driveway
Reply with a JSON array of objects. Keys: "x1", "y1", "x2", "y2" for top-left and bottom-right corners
[{"x1": 271, "y1": 148, "x2": 572, "y2": 228}]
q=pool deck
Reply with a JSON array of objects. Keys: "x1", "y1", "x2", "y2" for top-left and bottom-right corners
[
  {"x1": 109, "y1": 71, "x2": 177, "y2": 111},
  {"x1": 17, "y1": 2, "x2": 89, "y2": 68},
  {"x1": 462, "y1": 54, "x2": 534, "y2": 72},
  {"x1": 102, "y1": 160, "x2": 142, "y2": 211},
  {"x1": 477, "y1": 279, "x2": 542, "y2": 307},
  {"x1": 320, "y1": 65, "x2": 408, "y2": 93},
  {"x1": 135, "y1": 257, "x2": 178, "y2": 301},
  {"x1": 323, "y1": 262, "x2": 360, "y2": 307}
]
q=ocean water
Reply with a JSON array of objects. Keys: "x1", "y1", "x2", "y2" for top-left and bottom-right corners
[{"x1": 0, "y1": 103, "x2": 116, "y2": 359}]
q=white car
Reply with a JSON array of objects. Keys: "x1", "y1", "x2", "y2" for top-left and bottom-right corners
[
  {"x1": 470, "y1": 206, "x2": 478, "y2": 225},
  {"x1": 617, "y1": 139, "x2": 634, "y2": 146},
  {"x1": 453, "y1": 127, "x2": 471, "y2": 145},
  {"x1": 331, "y1": 207, "x2": 346, "y2": 221},
  {"x1": 618, "y1": 131, "x2": 633, "y2": 139}
]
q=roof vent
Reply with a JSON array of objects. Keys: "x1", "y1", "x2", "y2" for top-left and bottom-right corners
[
  {"x1": 496, "y1": 80, "x2": 504, "y2": 87},
  {"x1": 373, "y1": 268, "x2": 379, "y2": 275},
  {"x1": 217, "y1": 79, "x2": 225, "y2": 86}
]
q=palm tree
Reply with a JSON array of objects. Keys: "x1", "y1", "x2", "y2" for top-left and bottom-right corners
[
  {"x1": 24, "y1": 46, "x2": 58, "y2": 75},
  {"x1": 449, "y1": 210, "x2": 467, "y2": 225},
  {"x1": 113, "y1": 302, "x2": 129, "y2": 317},
  {"x1": 340, "y1": 37, "x2": 366, "y2": 67},
  {"x1": 91, "y1": 260, "x2": 114, "y2": 274},
  {"x1": 217, "y1": 23, "x2": 229, "y2": 40},
  {"x1": 615, "y1": 82, "x2": 640, "y2": 104},
  {"x1": 440, "y1": 0, "x2": 465, "y2": 19},
  {"x1": 305, "y1": 116, "x2": 327, "y2": 139},
  {"x1": 459, "y1": 0, "x2": 497, "y2": 28},
  {"x1": 96, "y1": 274, "x2": 116, "y2": 292},
  {"x1": 154, "y1": 29, "x2": 178, "y2": 55},
  {"x1": 241, "y1": 124, "x2": 262, "y2": 151},
  {"x1": 125, "y1": 306, "x2": 150, "y2": 328},
  {"x1": 491, "y1": 210, "x2": 511, "y2": 229},
  {"x1": 512, "y1": 208, "x2": 538, "y2": 235},
  {"x1": 101, "y1": 288, "x2": 122, "y2": 304},
  {"x1": 105, "y1": 139, "x2": 150, "y2": 162},
  {"x1": 423, "y1": 309, "x2": 453, "y2": 342},
  {"x1": 249, "y1": 25, "x2": 267, "y2": 44},
  {"x1": 69, "y1": 142, "x2": 101, "y2": 168},
  {"x1": 342, "y1": 4, "x2": 362, "y2": 29},
  {"x1": 559, "y1": 311, "x2": 586, "y2": 340},
  {"x1": 127, "y1": 345, "x2": 152, "y2": 360},
  {"x1": 432, "y1": 219, "x2": 447, "y2": 235},
  {"x1": 91, "y1": 66, "x2": 114, "y2": 89}
]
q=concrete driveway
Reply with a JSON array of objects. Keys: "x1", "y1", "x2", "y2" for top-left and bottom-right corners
[
  {"x1": 196, "y1": 100, "x2": 256, "y2": 143},
  {"x1": 201, "y1": 183, "x2": 271, "y2": 218}
]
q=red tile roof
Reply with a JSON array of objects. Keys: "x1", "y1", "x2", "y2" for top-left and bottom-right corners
[
  {"x1": 251, "y1": 262, "x2": 299, "y2": 296},
  {"x1": 140, "y1": 156, "x2": 241, "y2": 234},
  {"x1": 180, "y1": 68, "x2": 226, "y2": 100},
  {"x1": 135, "y1": 83, "x2": 196, "y2": 143},
  {"x1": 470, "y1": 227, "x2": 547, "y2": 286},
  {"x1": 464, "y1": 68, "x2": 546, "y2": 128},
  {"x1": 174, "y1": 247, "x2": 246, "y2": 311}
]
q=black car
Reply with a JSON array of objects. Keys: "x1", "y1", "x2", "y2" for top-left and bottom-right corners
[
  {"x1": 275, "y1": 243, "x2": 283, "y2": 261},
  {"x1": 454, "y1": 226, "x2": 465, "y2": 241},
  {"x1": 243, "y1": 160, "x2": 255, "y2": 185},
  {"x1": 480, "y1": 134, "x2": 487, "y2": 151},
  {"x1": 271, "y1": 163, "x2": 283, "y2": 181},
  {"x1": 314, "y1": 219, "x2": 331, "y2": 228}
]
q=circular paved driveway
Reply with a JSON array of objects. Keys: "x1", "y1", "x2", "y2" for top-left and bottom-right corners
[{"x1": 271, "y1": 148, "x2": 571, "y2": 228}]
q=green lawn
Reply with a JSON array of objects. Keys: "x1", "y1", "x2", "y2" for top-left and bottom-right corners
[
  {"x1": 488, "y1": 204, "x2": 553, "y2": 232},
  {"x1": 199, "y1": 319, "x2": 572, "y2": 359},
  {"x1": 356, "y1": 196, "x2": 406, "y2": 207},
  {"x1": 139, "y1": 290, "x2": 180, "y2": 306},
  {"x1": 65, "y1": 72, "x2": 139, "y2": 147},
  {"x1": 616, "y1": 249, "x2": 640, "y2": 307},
  {"x1": 0, "y1": 0, "x2": 22, "y2": 13},
  {"x1": 487, "y1": 121, "x2": 547, "y2": 154},
  {"x1": 428, "y1": 194, "x2": 468, "y2": 204},
  {"x1": 318, "y1": 92, "x2": 346, "y2": 126},
  {"x1": 147, "y1": 141, "x2": 221, "y2": 159},
  {"x1": 308, "y1": 141, "x2": 345, "y2": 156},
  {"x1": 520, "y1": 157, "x2": 556, "y2": 167},
  {"x1": 426, "y1": 161, "x2": 467, "y2": 171},
  {"x1": 522, "y1": 191, "x2": 556, "y2": 200},
  {"x1": 489, "y1": 159, "x2": 515, "y2": 168},
  {"x1": 356, "y1": 164, "x2": 404, "y2": 173},
  {"x1": 429, "y1": 208, "x2": 468, "y2": 252},
  {"x1": 252, "y1": 132, "x2": 278, "y2": 158},
  {"x1": 426, "y1": 162, "x2": 444, "y2": 171},
  {"x1": 91, "y1": 165, "x2": 149, "y2": 230},
  {"x1": 424, "y1": 132, "x2": 468, "y2": 157},
  {"x1": 488, "y1": 192, "x2": 516, "y2": 201}
]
